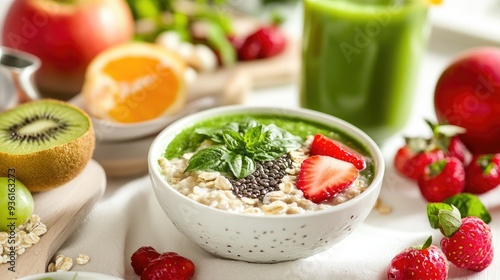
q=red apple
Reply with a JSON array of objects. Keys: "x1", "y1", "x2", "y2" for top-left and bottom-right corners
[
  {"x1": 434, "y1": 47, "x2": 500, "y2": 154},
  {"x1": 2, "y1": 0, "x2": 134, "y2": 99}
]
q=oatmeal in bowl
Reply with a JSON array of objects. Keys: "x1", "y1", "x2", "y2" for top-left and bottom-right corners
[{"x1": 149, "y1": 106, "x2": 384, "y2": 263}]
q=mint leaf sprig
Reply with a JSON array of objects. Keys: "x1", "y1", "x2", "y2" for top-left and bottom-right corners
[{"x1": 185, "y1": 120, "x2": 302, "y2": 179}]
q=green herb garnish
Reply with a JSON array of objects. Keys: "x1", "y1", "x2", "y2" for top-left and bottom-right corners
[{"x1": 185, "y1": 120, "x2": 301, "y2": 179}]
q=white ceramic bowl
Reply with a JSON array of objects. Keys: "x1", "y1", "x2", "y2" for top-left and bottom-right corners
[{"x1": 148, "y1": 106, "x2": 384, "y2": 263}]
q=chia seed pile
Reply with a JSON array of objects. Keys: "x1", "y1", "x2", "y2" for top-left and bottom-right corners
[{"x1": 229, "y1": 154, "x2": 293, "y2": 201}]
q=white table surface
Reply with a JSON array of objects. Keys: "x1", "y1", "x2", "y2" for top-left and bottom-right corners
[{"x1": 1, "y1": 1, "x2": 500, "y2": 279}]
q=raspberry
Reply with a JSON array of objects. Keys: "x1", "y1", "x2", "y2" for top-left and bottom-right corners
[{"x1": 131, "y1": 246, "x2": 161, "y2": 275}]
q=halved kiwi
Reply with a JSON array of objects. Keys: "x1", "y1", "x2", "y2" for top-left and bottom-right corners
[{"x1": 0, "y1": 99, "x2": 95, "y2": 192}]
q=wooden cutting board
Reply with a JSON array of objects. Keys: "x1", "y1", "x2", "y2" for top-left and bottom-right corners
[{"x1": 1, "y1": 160, "x2": 106, "y2": 279}]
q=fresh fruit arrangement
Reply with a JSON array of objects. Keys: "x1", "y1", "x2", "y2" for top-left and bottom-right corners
[
  {"x1": 387, "y1": 194, "x2": 494, "y2": 279},
  {"x1": 393, "y1": 120, "x2": 500, "y2": 201},
  {"x1": 0, "y1": 99, "x2": 95, "y2": 192},
  {"x1": 131, "y1": 246, "x2": 195, "y2": 280},
  {"x1": 2, "y1": 0, "x2": 288, "y2": 103},
  {"x1": 127, "y1": 0, "x2": 289, "y2": 66},
  {"x1": 73, "y1": 1, "x2": 288, "y2": 124},
  {"x1": 0, "y1": 99, "x2": 96, "y2": 273}
]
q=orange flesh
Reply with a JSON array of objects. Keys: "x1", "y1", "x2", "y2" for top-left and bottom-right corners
[{"x1": 102, "y1": 56, "x2": 180, "y2": 123}]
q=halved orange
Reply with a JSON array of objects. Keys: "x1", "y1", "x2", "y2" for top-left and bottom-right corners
[{"x1": 82, "y1": 42, "x2": 186, "y2": 123}]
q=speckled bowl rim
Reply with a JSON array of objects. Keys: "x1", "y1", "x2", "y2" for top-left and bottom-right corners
[{"x1": 148, "y1": 105, "x2": 385, "y2": 219}]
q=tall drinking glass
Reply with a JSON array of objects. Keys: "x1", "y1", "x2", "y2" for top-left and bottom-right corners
[{"x1": 300, "y1": 0, "x2": 429, "y2": 143}]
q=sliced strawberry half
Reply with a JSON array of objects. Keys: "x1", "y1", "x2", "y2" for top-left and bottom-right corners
[
  {"x1": 296, "y1": 155, "x2": 359, "y2": 203},
  {"x1": 310, "y1": 134, "x2": 366, "y2": 170}
]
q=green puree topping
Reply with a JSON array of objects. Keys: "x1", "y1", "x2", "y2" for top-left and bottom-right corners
[{"x1": 164, "y1": 114, "x2": 375, "y2": 181}]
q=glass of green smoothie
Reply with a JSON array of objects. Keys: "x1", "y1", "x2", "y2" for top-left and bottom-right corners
[{"x1": 300, "y1": 0, "x2": 429, "y2": 143}]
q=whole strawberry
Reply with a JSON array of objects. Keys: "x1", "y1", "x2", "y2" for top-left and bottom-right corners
[
  {"x1": 464, "y1": 153, "x2": 500, "y2": 194},
  {"x1": 238, "y1": 25, "x2": 286, "y2": 61},
  {"x1": 394, "y1": 120, "x2": 466, "y2": 181},
  {"x1": 394, "y1": 141, "x2": 445, "y2": 181},
  {"x1": 447, "y1": 136, "x2": 468, "y2": 163},
  {"x1": 437, "y1": 206, "x2": 494, "y2": 271},
  {"x1": 418, "y1": 157, "x2": 465, "y2": 202},
  {"x1": 387, "y1": 236, "x2": 448, "y2": 280},
  {"x1": 141, "y1": 252, "x2": 195, "y2": 280}
]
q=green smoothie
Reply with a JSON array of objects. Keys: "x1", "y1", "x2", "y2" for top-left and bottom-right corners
[{"x1": 300, "y1": 0, "x2": 428, "y2": 142}]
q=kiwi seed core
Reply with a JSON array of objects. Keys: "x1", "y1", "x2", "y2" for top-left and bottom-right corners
[{"x1": 0, "y1": 100, "x2": 90, "y2": 154}]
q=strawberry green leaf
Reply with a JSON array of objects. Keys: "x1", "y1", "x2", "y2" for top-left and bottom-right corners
[
  {"x1": 427, "y1": 203, "x2": 453, "y2": 229},
  {"x1": 405, "y1": 136, "x2": 431, "y2": 153},
  {"x1": 476, "y1": 154, "x2": 495, "y2": 175},
  {"x1": 424, "y1": 119, "x2": 465, "y2": 151},
  {"x1": 435, "y1": 124, "x2": 466, "y2": 137},
  {"x1": 412, "y1": 236, "x2": 433, "y2": 250},
  {"x1": 437, "y1": 205, "x2": 462, "y2": 237},
  {"x1": 428, "y1": 159, "x2": 446, "y2": 177},
  {"x1": 420, "y1": 236, "x2": 433, "y2": 250},
  {"x1": 444, "y1": 193, "x2": 491, "y2": 224}
]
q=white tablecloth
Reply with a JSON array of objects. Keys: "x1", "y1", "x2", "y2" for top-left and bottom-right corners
[
  {"x1": 1, "y1": 1, "x2": 500, "y2": 279},
  {"x1": 56, "y1": 171, "x2": 500, "y2": 280}
]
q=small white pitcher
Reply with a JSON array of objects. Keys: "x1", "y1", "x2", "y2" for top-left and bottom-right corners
[{"x1": 0, "y1": 46, "x2": 41, "y2": 111}]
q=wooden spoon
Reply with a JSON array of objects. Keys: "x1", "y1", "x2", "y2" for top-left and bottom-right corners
[{"x1": 1, "y1": 160, "x2": 106, "y2": 279}]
